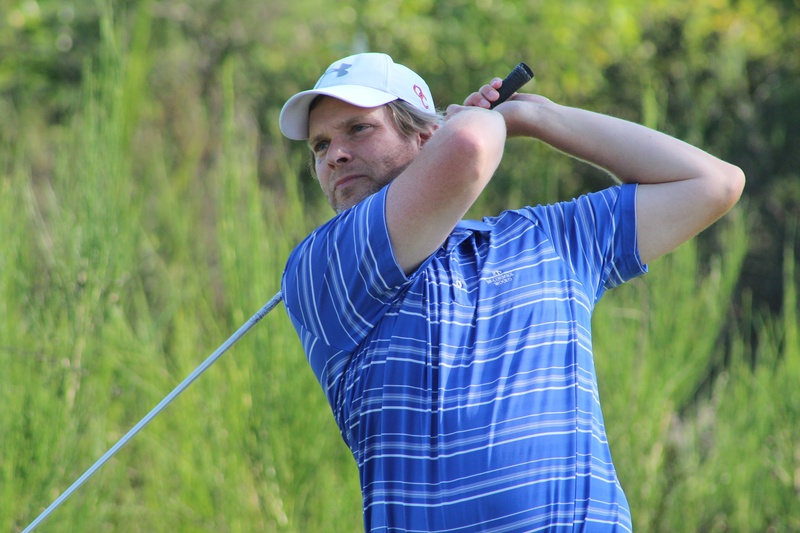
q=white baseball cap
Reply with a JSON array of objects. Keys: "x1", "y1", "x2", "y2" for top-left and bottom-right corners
[{"x1": 279, "y1": 53, "x2": 436, "y2": 140}]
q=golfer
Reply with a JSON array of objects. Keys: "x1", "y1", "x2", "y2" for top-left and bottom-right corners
[{"x1": 279, "y1": 52, "x2": 744, "y2": 532}]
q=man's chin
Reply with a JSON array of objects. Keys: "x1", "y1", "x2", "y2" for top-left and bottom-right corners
[
  {"x1": 333, "y1": 197, "x2": 363, "y2": 213},
  {"x1": 331, "y1": 185, "x2": 382, "y2": 213}
]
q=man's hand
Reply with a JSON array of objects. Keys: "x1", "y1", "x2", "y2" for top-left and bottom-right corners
[
  {"x1": 462, "y1": 78, "x2": 552, "y2": 137},
  {"x1": 463, "y1": 77, "x2": 505, "y2": 109}
]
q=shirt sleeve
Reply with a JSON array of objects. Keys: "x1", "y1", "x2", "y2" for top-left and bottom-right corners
[
  {"x1": 519, "y1": 184, "x2": 647, "y2": 303},
  {"x1": 281, "y1": 187, "x2": 410, "y2": 355}
]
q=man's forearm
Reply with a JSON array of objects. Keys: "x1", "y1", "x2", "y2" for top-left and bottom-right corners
[
  {"x1": 496, "y1": 94, "x2": 744, "y2": 263},
  {"x1": 506, "y1": 97, "x2": 732, "y2": 186}
]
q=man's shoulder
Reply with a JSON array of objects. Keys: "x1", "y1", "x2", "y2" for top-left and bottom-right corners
[{"x1": 287, "y1": 188, "x2": 391, "y2": 259}]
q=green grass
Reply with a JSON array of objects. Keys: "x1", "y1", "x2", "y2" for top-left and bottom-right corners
[
  {"x1": 1, "y1": 21, "x2": 360, "y2": 533},
  {"x1": 594, "y1": 210, "x2": 800, "y2": 531}
]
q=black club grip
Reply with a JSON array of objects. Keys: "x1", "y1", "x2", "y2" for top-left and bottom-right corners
[{"x1": 489, "y1": 62, "x2": 534, "y2": 109}]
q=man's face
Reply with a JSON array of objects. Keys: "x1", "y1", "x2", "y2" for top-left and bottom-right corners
[{"x1": 308, "y1": 97, "x2": 423, "y2": 213}]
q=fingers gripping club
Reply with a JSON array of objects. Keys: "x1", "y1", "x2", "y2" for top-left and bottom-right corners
[{"x1": 489, "y1": 62, "x2": 535, "y2": 109}]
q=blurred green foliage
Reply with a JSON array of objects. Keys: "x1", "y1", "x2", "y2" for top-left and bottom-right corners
[
  {"x1": 3, "y1": 0, "x2": 796, "y2": 307},
  {"x1": 2, "y1": 0, "x2": 799, "y2": 531}
]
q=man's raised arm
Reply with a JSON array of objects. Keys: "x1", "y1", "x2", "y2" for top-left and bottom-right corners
[
  {"x1": 386, "y1": 106, "x2": 506, "y2": 274},
  {"x1": 466, "y1": 81, "x2": 745, "y2": 264}
]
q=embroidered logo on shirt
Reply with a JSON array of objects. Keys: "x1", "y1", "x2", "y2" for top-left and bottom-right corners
[{"x1": 486, "y1": 270, "x2": 514, "y2": 286}]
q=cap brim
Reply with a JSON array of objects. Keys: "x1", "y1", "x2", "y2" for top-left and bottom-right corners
[{"x1": 279, "y1": 85, "x2": 399, "y2": 140}]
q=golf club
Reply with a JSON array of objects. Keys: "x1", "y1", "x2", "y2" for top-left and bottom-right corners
[{"x1": 490, "y1": 62, "x2": 534, "y2": 109}]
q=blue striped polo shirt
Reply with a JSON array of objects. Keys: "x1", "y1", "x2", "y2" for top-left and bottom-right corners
[{"x1": 282, "y1": 183, "x2": 646, "y2": 532}]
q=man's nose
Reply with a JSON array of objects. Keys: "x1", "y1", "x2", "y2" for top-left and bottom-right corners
[{"x1": 326, "y1": 140, "x2": 352, "y2": 167}]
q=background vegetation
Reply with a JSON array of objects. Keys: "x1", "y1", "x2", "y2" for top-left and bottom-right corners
[{"x1": 1, "y1": 0, "x2": 798, "y2": 531}]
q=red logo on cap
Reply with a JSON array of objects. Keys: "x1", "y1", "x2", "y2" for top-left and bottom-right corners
[{"x1": 414, "y1": 85, "x2": 429, "y2": 109}]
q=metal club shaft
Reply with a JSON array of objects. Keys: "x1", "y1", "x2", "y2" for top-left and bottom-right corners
[{"x1": 22, "y1": 291, "x2": 284, "y2": 533}]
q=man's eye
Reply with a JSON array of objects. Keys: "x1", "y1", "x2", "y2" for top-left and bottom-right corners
[
  {"x1": 352, "y1": 124, "x2": 370, "y2": 133},
  {"x1": 314, "y1": 141, "x2": 329, "y2": 153}
]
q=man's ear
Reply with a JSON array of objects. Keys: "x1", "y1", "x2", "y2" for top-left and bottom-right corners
[{"x1": 418, "y1": 125, "x2": 438, "y2": 148}]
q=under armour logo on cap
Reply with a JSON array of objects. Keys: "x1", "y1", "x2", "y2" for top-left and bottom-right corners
[{"x1": 325, "y1": 63, "x2": 352, "y2": 78}]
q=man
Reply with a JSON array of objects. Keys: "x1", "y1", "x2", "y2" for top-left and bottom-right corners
[{"x1": 279, "y1": 52, "x2": 744, "y2": 532}]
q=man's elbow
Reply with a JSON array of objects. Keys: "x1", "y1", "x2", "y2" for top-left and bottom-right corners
[
  {"x1": 714, "y1": 162, "x2": 746, "y2": 216},
  {"x1": 445, "y1": 113, "x2": 506, "y2": 183}
]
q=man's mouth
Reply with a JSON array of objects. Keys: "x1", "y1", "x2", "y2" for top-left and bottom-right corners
[{"x1": 333, "y1": 174, "x2": 363, "y2": 192}]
